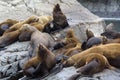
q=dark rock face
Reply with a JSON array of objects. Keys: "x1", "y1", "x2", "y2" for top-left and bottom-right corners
[{"x1": 78, "y1": 0, "x2": 120, "y2": 18}]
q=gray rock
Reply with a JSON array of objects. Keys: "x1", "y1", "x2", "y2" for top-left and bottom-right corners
[
  {"x1": 0, "y1": 0, "x2": 118, "y2": 80},
  {"x1": 78, "y1": 0, "x2": 120, "y2": 18}
]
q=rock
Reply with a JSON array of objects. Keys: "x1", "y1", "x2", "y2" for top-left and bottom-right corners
[
  {"x1": 23, "y1": 0, "x2": 105, "y2": 42},
  {"x1": 43, "y1": 67, "x2": 77, "y2": 80},
  {"x1": 0, "y1": 0, "x2": 118, "y2": 80},
  {"x1": 0, "y1": 41, "x2": 29, "y2": 78},
  {"x1": 78, "y1": 0, "x2": 120, "y2": 18},
  {"x1": 0, "y1": 0, "x2": 105, "y2": 42}
]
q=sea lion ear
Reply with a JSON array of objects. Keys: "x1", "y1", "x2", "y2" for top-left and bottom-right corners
[
  {"x1": 38, "y1": 44, "x2": 45, "y2": 50},
  {"x1": 86, "y1": 29, "x2": 94, "y2": 39},
  {"x1": 56, "y1": 4, "x2": 60, "y2": 7}
]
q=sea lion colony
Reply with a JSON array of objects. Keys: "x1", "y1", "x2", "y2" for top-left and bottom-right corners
[{"x1": 0, "y1": 3, "x2": 120, "y2": 80}]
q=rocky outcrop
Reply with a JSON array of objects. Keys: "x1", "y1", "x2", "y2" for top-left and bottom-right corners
[
  {"x1": 0, "y1": 0, "x2": 115, "y2": 80},
  {"x1": 0, "y1": 0, "x2": 105, "y2": 42}
]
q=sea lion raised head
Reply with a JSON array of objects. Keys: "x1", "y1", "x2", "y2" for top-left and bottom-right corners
[
  {"x1": 53, "y1": 4, "x2": 69, "y2": 28},
  {"x1": 86, "y1": 29, "x2": 94, "y2": 40},
  {"x1": 43, "y1": 4, "x2": 69, "y2": 33}
]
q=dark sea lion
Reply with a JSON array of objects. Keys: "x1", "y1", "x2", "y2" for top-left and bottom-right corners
[
  {"x1": 0, "y1": 19, "x2": 18, "y2": 36},
  {"x1": 43, "y1": 4, "x2": 69, "y2": 33},
  {"x1": 101, "y1": 23, "x2": 120, "y2": 39}
]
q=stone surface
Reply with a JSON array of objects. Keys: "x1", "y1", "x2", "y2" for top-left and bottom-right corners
[
  {"x1": 78, "y1": 0, "x2": 120, "y2": 18},
  {"x1": 0, "y1": 0, "x2": 118, "y2": 80},
  {"x1": 0, "y1": 0, "x2": 105, "y2": 42}
]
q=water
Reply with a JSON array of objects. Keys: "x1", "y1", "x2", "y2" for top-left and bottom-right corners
[{"x1": 101, "y1": 18, "x2": 120, "y2": 32}]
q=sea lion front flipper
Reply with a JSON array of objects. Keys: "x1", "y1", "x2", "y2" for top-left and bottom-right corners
[{"x1": 33, "y1": 62, "x2": 49, "y2": 77}]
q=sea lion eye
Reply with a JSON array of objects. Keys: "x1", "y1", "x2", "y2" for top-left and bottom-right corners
[
  {"x1": 34, "y1": 18, "x2": 39, "y2": 22},
  {"x1": 50, "y1": 23, "x2": 54, "y2": 28}
]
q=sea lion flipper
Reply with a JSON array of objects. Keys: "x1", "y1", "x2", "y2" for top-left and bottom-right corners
[
  {"x1": 33, "y1": 62, "x2": 49, "y2": 77},
  {"x1": 33, "y1": 62, "x2": 42, "y2": 75}
]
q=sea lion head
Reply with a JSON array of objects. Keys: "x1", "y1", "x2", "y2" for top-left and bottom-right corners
[
  {"x1": 86, "y1": 29, "x2": 94, "y2": 39},
  {"x1": 53, "y1": 4, "x2": 61, "y2": 13},
  {"x1": 66, "y1": 29, "x2": 75, "y2": 38},
  {"x1": 26, "y1": 15, "x2": 39, "y2": 24},
  {"x1": 38, "y1": 44, "x2": 48, "y2": 58},
  {"x1": 19, "y1": 24, "x2": 38, "y2": 42}
]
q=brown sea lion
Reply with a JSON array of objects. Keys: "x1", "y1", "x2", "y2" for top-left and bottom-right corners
[
  {"x1": 67, "y1": 53, "x2": 117, "y2": 80},
  {"x1": 30, "y1": 15, "x2": 53, "y2": 32},
  {"x1": 102, "y1": 37, "x2": 120, "y2": 44},
  {"x1": 38, "y1": 15, "x2": 53, "y2": 25},
  {"x1": 23, "y1": 44, "x2": 56, "y2": 78},
  {"x1": 3, "y1": 15, "x2": 39, "y2": 34},
  {"x1": 20, "y1": 24, "x2": 54, "y2": 57},
  {"x1": 53, "y1": 29, "x2": 81, "y2": 57},
  {"x1": 53, "y1": 4, "x2": 69, "y2": 29},
  {"x1": 0, "y1": 29, "x2": 20, "y2": 48},
  {"x1": 19, "y1": 16, "x2": 53, "y2": 42},
  {"x1": 64, "y1": 43, "x2": 120, "y2": 68},
  {"x1": 18, "y1": 24, "x2": 38, "y2": 42},
  {"x1": 0, "y1": 19, "x2": 19, "y2": 36},
  {"x1": 43, "y1": 4, "x2": 69, "y2": 33},
  {"x1": 86, "y1": 29, "x2": 94, "y2": 40}
]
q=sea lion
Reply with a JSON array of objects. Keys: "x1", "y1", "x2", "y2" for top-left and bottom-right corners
[
  {"x1": 0, "y1": 19, "x2": 18, "y2": 36},
  {"x1": 53, "y1": 29, "x2": 81, "y2": 57},
  {"x1": 43, "y1": 4, "x2": 69, "y2": 33},
  {"x1": 64, "y1": 43, "x2": 120, "y2": 68},
  {"x1": 38, "y1": 15, "x2": 53, "y2": 25},
  {"x1": 0, "y1": 29, "x2": 20, "y2": 48},
  {"x1": 20, "y1": 24, "x2": 54, "y2": 57},
  {"x1": 3, "y1": 15, "x2": 39, "y2": 34},
  {"x1": 102, "y1": 36, "x2": 120, "y2": 44},
  {"x1": 81, "y1": 29, "x2": 103, "y2": 50},
  {"x1": 86, "y1": 29, "x2": 94, "y2": 40},
  {"x1": 19, "y1": 16, "x2": 53, "y2": 42},
  {"x1": 67, "y1": 53, "x2": 116, "y2": 80},
  {"x1": 58, "y1": 29, "x2": 80, "y2": 49},
  {"x1": 101, "y1": 23, "x2": 120, "y2": 39},
  {"x1": 23, "y1": 44, "x2": 56, "y2": 78},
  {"x1": 29, "y1": 15, "x2": 53, "y2": 32},
  {"x1": 18, "y1": 24, "x2": 38, "y2": 42}
]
